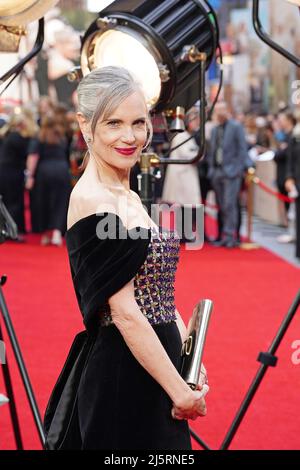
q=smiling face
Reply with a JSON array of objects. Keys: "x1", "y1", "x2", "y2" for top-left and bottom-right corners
[{"x1": 78, "y1": 91, "x2": 148, "y2": 172}]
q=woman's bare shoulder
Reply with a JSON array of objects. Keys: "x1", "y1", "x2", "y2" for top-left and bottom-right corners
[{"x1": 67, "y1": 182, "x2": 118, "y2": 230}]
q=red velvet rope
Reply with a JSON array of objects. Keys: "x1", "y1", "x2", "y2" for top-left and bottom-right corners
[
  {"x1": 254, "y1": 178, "x2": 295, "y2": 203},
  {"x1": 192, "y1": 175, "x2": 295, "y2": 213}
]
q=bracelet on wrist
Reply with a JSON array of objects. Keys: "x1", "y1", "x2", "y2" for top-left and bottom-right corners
[{"x1": 24, "y1": 170, "x2": 34, "y2": 180}]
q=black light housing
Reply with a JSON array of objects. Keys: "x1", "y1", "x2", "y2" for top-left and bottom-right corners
[
  {"x1": 76, "y1": 0, "x2": 220, "y2": 213},
  {"x1": 252, "y1": 0, "x2": 300, "y2": 67},
  {"x1": 80, "y1": 0, "x2": 218, "y2": 112}
]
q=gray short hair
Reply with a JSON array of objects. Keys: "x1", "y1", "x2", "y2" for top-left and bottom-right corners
[{"x1": 77, "y1": 66, "x2": 152, "y2": 148}]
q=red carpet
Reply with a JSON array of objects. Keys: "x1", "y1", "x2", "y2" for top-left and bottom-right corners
[{"x1": 0, "y1": 232, "x2": 299, "y2": 450}]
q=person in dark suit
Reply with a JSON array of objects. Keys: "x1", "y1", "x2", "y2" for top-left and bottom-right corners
[
  {"x1": 285, "y1": 115, "x2": 300, "y2": 259},
  {"x1": 274, "y1": 111, "x2": 296, "y2": 226},
  {"x1": 207, "y1": 102, "x2": 249, "y2": 248}
]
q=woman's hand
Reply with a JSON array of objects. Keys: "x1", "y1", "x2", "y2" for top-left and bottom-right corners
[
  {"x1": 197, "y1": 363, "x2": 208, "y2": 389},
  {"x1": 285, "y1": 178, "x2": 296, "y2": 194},
  {"x1": 171, "y1": 386, "x2": 209, "y2": 421},
  {"x1": 171, "y1": 363, "x2": 209, "y2": 421}
]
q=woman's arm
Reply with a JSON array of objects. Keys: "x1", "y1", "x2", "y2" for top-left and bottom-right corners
[
  {"x1": 109, "y1": 282, "x2": 191, "y2": 406},
  {"x1": 25, "y1": 153, "x2": 40, "y2": 190},
  {"x1": 26, "y1": 153, "x2": 39, "y2": 175},
  {"x1": 175, "y1": 308, "x2": 187, "y2": 344},
  {"x1": 109, "y1": 280, "x2": 206, "y2": 417}
]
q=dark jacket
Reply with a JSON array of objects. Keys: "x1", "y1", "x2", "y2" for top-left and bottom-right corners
[
  {"x1": 274, "y1": 132, "x2": 292, "y2": 189},
  {"x1": 286, "y1": 133, "x2": 300, "y2": 192},
  {"x1": 208, "y1": 119, "x2": 249, "y2": 179}
]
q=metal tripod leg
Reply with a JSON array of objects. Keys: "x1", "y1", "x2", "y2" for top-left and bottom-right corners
[
  {"x1": 0, "y1": 275, "x2": 45, "y2": 448},
  {"x1": 0, "y1": 322, "x2": 23, "y2": 450},
  {"x1": 189, "y1": 289, "x2": 300, "y2": 450},
  {"x1": 220, "y1": 289, "x2": 300, "y2": 450}
]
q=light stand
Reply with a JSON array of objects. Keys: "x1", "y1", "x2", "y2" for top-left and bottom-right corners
[
  {"x1": 0, "y1": 299, "x2": 23, "y2": 450},
  {"x1": 220, "y1": 289, "x2": 300, "y2": 450},
  {"x1": 139, "y1": 47, "x2": 207, "y2": 213},
  {"x1": 253, "y1": 0, "x2": 300, "y2": 67},
  {"x1": 191, "y1": 0, "x2": 300, "y2": 450},
  {"x1": 0, "y1": 274, "x2": 45, "y2": 448},
  {"x1": 0, "y1": 196, "x2": 45, "y2": 448},
  {"x1": 190, "y1": 289, "x2": 300, "y2": 450},
  {"x1": 77, "y1": 0, "x2": 220, "y2": 214},
  {"x1": 0, "y1": 18, "x2": 44, "y2": 96}
]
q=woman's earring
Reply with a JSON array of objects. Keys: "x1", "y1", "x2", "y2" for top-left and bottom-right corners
[{"x1": 84, "y1": 135, "x2": 92, "y2": 144}]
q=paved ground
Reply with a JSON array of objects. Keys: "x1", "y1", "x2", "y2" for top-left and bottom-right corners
[{"x1": 240, "y1": 212, "x2": 299, "y2": 268}]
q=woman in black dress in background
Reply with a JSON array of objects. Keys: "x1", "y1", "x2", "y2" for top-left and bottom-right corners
[
  {"x1": 44, "y1": 67, "x2": 208, "y2": 450},
  {"x1": 0, "y1": 110, "x2": 38, "y2": 238},
  {"x1": 25, "y1": 116, "x2": 71, "y2": 245}
]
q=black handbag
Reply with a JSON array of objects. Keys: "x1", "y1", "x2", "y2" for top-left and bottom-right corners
[{"x1": 43, "y1": 330, "x2": 96, "y2": 450}]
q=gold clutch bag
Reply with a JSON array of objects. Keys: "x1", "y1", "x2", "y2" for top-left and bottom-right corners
[{"x1": 180, "y1": 299, "x2": 213, "y2": 390}]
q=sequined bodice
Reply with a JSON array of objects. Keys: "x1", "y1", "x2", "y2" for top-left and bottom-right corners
[{"x1": 99, "y1": 227, "x2": 180, "y2": 326}]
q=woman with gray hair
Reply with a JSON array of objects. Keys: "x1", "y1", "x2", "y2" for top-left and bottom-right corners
[{"x1": 44, "y1": 66, "x2": 208, "y2": 450}]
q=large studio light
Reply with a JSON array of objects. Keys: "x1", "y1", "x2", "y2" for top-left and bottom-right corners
[
  {"x1": 0, "y1": 0, "x2": 59, "y2": 88},
  {"x1": 80, "y1": 0, "x2": 219, "y2": 112},
  {"x1": 84, "y1": 28, "x2": 162, "y2": 106},
  {"x1": 72, "y1": 0, "x2": 221, "y2": 212},
  {"x1": 253, "y1": 0, "x2": 300, "y2": 66},
  {"x1": 0, "y1": 0, "x2": 58, "y2": 26}
]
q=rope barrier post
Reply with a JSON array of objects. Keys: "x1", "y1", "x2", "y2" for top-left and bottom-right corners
[
  {"x1": 247, "y1": 168, "x2": 255, "y2": 242},
  {"x1": 240, "y1": 170, "x2": 295, "y2": 250}
]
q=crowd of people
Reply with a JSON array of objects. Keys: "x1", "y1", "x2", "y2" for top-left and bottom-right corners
[
  {"x1": 0, "y1": 97, "x2": 80, "y2": 245},
  {"x1": 0, "y1": 96, "x2": 299, "y2": 258},
  {"x1": 160, "y1": 103, "x2": 300, "y2": 257}
]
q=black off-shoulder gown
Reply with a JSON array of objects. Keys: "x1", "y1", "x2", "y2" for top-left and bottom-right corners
[{"x1": 44, "y1": 212, "x2": 191, "y2": 450}]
